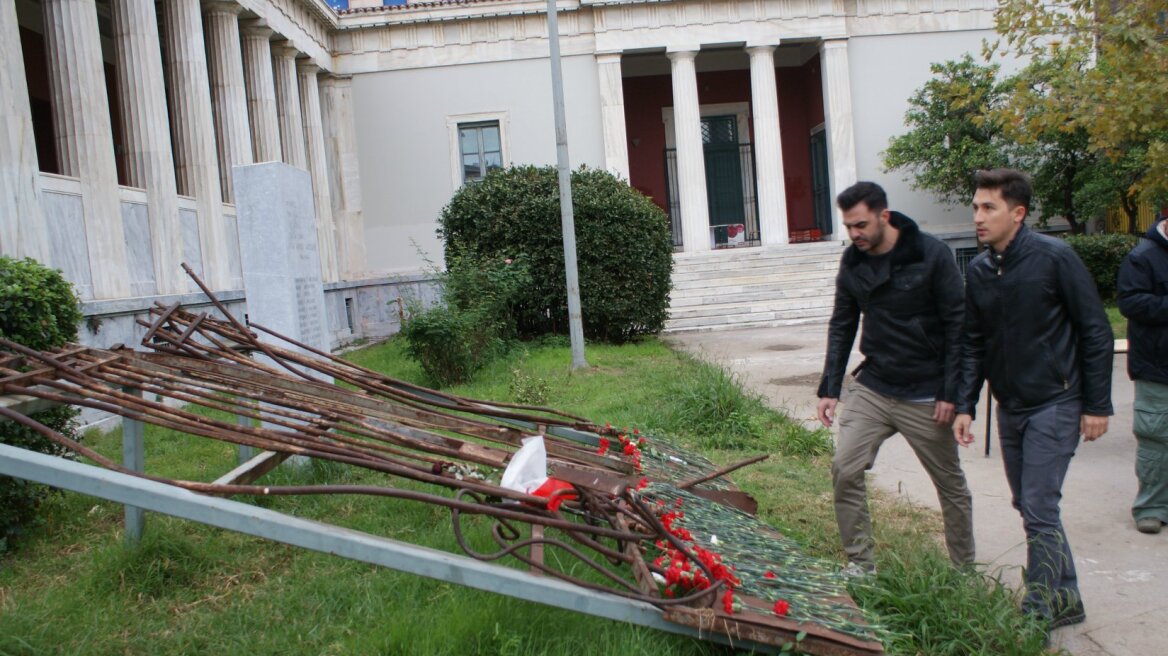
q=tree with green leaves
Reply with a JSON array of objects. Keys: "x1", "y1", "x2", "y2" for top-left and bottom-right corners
[
  {"x1": 883, "y1": 55, "x2": 1014, "y2": 205},
  {"x1": 989, "y1": 0, "x2": 1168, "y2": 232},
  {"x1": 1000, "y1": 53, "x2": 1125, "y2": 233}
]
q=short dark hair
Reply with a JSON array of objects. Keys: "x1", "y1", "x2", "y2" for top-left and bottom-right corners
[
  {"x1": 836, "y1": 181, "x2": 887, "y2": 213},
  {"x1": 974, "y1": 169, "x2": 1032, "y2": 216}
]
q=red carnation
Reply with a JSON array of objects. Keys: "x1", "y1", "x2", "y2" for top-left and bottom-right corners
[
  {"x1": 773, "y1": 599, "x2": 790, "y2": 616},
  {"x1": 722, "y1": 590, "x2": 735, "y2": 614}
]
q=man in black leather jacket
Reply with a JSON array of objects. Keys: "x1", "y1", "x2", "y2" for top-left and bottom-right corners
[
  {"x1": 817, "y1": 181, "x2": 973, "y2": 574},
  {"x1": 1117, "y1": 213, "x2": 1168, "y2": 534},
  {"x1": 954, "y1": 169, "x2": 1113, "y2": 633}
]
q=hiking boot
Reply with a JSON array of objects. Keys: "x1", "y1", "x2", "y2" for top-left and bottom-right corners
[{"x1": 1136, "y1": 517, "x2": 1163, "y2": 534}]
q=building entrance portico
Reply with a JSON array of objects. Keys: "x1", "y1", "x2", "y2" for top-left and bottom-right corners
[{"x1": 609, "y1": 42, "x2": 853, "y2": 253}]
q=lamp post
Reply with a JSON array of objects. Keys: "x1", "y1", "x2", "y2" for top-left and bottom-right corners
[{"x1": 545, "y1": 0, "x2": 588, "y2": 370}]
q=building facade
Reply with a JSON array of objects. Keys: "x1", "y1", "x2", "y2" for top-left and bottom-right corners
[{"x1": 2, "y1": 0, "x2": 1000, "y2": 347}]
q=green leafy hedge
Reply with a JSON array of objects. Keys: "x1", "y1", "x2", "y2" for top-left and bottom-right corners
[
  {"x1": 438, "y1": 166, "x2": 674, "y2": 343},
  {"x1": 0, "y1": 256, "x2": 83, "y2": 553},
  {"x1": 1064, "y1": 233, "x2": 1140, "y2": 301}
]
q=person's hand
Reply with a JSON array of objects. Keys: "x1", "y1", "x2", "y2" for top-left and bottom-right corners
[
  {"x1": 1081, "y1": 415, "x2": 1109, "y2": 442},
  {"x1": 953, "y1": 413, "x2": 975, "y2": 447},
  {"x1": 817, "y1": 397, "x2": 839, "y2": 428},
  {"x1": 933, "y1": 401, "x2": 956, "y2": 426}
]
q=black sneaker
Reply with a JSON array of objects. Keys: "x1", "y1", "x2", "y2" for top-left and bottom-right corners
[{"x1": 1050, "y1": 601, "x2": 1086, "y2": 629}]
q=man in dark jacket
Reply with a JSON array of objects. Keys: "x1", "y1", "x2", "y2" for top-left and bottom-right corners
[
  {"x1": 954, "y1": 169, "x2": 1113, "y2": 632},
  {"x1": 1117, "y1": 214, "x2": 1168, "y2": 534},
  {"x1": 817, "y1": 181, "x2": 973, "y2": 575}
]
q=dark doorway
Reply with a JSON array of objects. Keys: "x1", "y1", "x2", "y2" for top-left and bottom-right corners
[
  {"x1": 809, "y1": 128, "x2": 832, "y2": 238},
  {"x1": 702, "y1": 115, "x2": 745, "y2": 228}
]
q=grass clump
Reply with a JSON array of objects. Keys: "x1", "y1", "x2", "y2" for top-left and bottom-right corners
[
  {"x1": 851, "y1": 549, "x2": 1047, "y2": 656},
  {"x1": 659, "y1": 357, "x2": 832, "y2": 456}
]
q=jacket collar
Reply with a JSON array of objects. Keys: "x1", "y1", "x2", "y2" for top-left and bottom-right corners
[
  {"x1": 1146, "y1": 218, "x2": 1168, "y2": 249},
  {"x1": 990, "y1": 223, "x2": 1031, "y2": 260},
  {"x1": 843, "y1": 211, "x2": 923, "y2": 268}
]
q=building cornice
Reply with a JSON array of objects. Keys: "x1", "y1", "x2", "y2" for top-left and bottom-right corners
[
  {"x1": 327, "y1": 0, "x2": 996, "y2": 74},
  {"x1": 336, "y1": 0, "x2": 578, "y2": 28}
]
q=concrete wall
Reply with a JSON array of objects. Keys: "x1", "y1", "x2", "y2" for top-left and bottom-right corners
[
  {"x1": 77, "y1": 276, "x2": 440, "y2": 354},
  {"x1": 350, "y1": 54, "x2": 606, "y2": 274},
  {"x1": 847, "y1": 29, "x2": 1027, "y2": 235}
]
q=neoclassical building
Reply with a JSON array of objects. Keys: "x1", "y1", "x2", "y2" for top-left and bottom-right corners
[{"x1": 2, "y1": 0, "x2": 999, "y2": 343}]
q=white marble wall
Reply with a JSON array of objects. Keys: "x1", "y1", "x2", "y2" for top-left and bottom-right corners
[{"x1": 41, "y1": 182, "x2": 92, "y2": 299}]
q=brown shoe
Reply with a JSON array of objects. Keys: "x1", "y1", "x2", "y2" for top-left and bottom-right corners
[{"x1": 1136, "y1": 517, "x2": 1163, "y2": 534}]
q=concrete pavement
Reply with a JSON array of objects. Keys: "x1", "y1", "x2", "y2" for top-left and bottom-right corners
[{"x1": 666, "y1": 323, "x2": 1165, "y2": 656}]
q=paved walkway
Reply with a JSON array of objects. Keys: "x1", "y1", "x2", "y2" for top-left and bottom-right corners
[{"x1": 666, "y1": 323, "x2": 1165, "y2": 656}]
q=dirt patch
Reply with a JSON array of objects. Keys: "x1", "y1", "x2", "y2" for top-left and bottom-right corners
[
  {"x1": 769, "y1": 373, "x2": 822, "y2": 387},
  {"x1": 764, "y1": 344, "x2": 802, "y2": 352}
]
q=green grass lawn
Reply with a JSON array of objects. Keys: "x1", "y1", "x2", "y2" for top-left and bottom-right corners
[
  {"x1": 1106, "y1": 304, "x2": 1127, "y2": 339},
  {"x1": 0, "y1": 337, "x2": 1050, "y2": 655}
]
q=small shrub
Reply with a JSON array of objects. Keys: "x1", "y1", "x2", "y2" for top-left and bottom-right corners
[
  {"x1": 0, "y1": 256, "x2": 83, "y2": 553},
  {"x1": 438, "y1": 165, "x2": 674, "y2": 343},
  {"x1": 401, "y1": 303, "x2": 497, "y2": 386},
  {"x1": 1064, "y1": 233, "x2": 1139, "y2": 301},
  {"x1": 508, "y1": 368, "x2": 551, "y2": 406},
  {"x1": 400, "y1": 254, "x2": 531, "y2": 386}
]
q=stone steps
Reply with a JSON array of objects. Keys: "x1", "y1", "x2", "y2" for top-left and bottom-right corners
[
  {"x1": 664, "y1": 242, "x2": 843, "y2": 333},
  {"x1": 669, "y1": 284, "x2": 830, "y2": 308}
]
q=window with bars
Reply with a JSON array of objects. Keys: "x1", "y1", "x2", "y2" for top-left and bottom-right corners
[
  {"x1": 954, "y1": 246, "x2": 980, "y2": 277},
  {"x1": 459, "y1": 121, "x2": 502, "y2": 183}
]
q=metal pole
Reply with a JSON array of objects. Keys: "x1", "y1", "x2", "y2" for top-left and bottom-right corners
[
  {"x1": 122, "y1": 388, "x2": 145, "y2": 545},
  {"x1": 545, "y1": 0, "x2": 588, "y2": 370}
]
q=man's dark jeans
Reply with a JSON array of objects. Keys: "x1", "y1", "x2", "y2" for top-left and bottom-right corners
[{"x1": 997, "y1": 399, "x2": 1084, "y2": 619}]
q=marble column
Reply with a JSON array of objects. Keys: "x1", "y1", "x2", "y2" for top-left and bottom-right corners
[
  {"x1": 112, "y1": 0, "x2": 185, "y2": 294},
  {"x1": 667, "y1": 49, "x2": 710, "y2": 253},
  {"x1": 320, "y1": 75, "x2": 367, "y2": 279},
  {"x1": 298, "y1": 62, "x2": 338, "y2": 282},
  {"x1": 240, "y1": 21, "x2": 282, "y2": 163},
  {"x1": 272, "y1": 43, "x2": 307, "y2": 169},
  {"x1": 596, "y1": 53, "x2": 630, "y2": 181},
  {"x1": 0, "y1": 0, "x2": 48, "y2": 262},
  {"x1": 161, "y1": 0, "x2": 230, "y2": 290},
  {"x1": 202, "y1": 1, "x2": 253, "y2": 202},
  {"x1": 43, "y1": 0, "x2": 129, "y2": 298},
  {"x1": 748, "y1": 45, "x2": 789, "y2": 246},
  {"x1": 820, "y1": 39, "x2": 857, "y2": 239}
]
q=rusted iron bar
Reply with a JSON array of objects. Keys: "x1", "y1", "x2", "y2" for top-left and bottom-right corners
[{"x1": 677, "y1": 454, "x2": 770, "y2": 490}]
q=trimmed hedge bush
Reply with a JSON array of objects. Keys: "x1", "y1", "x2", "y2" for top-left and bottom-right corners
[
  {"x1": 438, "y1": 166, "x2": 674, "y2": 343},
  {"x1": 0, "y1": 256, "x2": 83, "y2": 553},
  {"x1": 1064, "y1": 233, "x2": 1140, "y2": 302}
]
